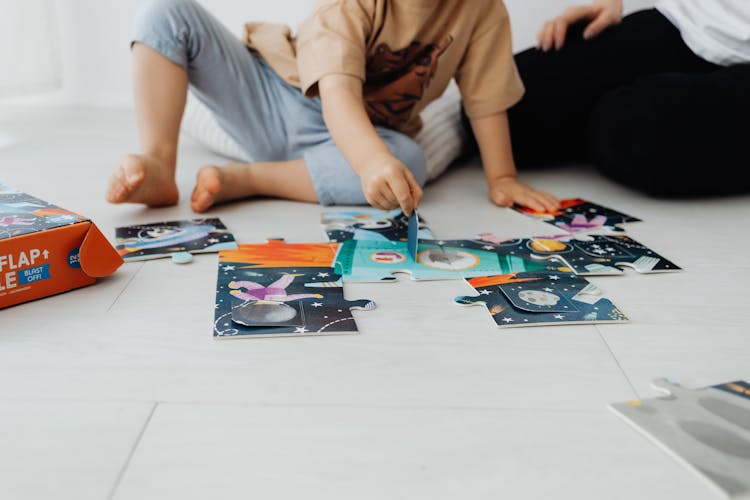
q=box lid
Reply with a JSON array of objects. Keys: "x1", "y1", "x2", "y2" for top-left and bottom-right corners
[{"x1": 0, "y1": 184, "x2": 88, "y2": 240}]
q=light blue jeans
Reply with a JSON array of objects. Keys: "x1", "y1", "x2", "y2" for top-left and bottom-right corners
[{"x1": 132, "y1": 0, "x2": 427, "y2": 205}]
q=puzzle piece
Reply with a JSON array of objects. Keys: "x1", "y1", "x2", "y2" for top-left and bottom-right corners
[
  {"x1": 407, "y1": 210, "x2": 419, "y2": 260},
  {"x1": 477, "y1": 233, "x2": 680, "y2": 275},
  {"x1": 334, "y1": 239, "x2": 550, "y2": 283},
  {"x1": 219, "y1": 240, "x2": 339, "y2": 269},
  {"x1": 535, "y1": 234, "x2": 681, "y2": 275},
  {"x1": 454, "y1": 271, "x2": 628, "y2": 327},
  {"x1": 321, "y1": 208, "x2": 434, "y2": 242},
  {"x1": 610, "y1": 379, "x2": 750, "y2": 499},
  {"x1": 513, "y1": 198, "x2": 641, "y2": 234},
  {"x1": 115, "y1": 218, "x2": 237, "y2": 263},
  {"x1": 214, "y1": 265, "x2": 375, "y2": 339}
]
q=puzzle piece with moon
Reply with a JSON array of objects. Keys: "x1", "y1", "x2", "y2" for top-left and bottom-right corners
[
  {"x1": 454, "y1": 271, "x2": 628, "y2": 327},
  {"x1": 214, "y1": 259, "x2": 375, "y2": 339}
]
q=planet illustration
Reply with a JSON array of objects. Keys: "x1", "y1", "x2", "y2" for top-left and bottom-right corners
[
  {"x1": 528, "y1": 238, "x2": 570, "y2": 254},
  {"x1": 518, "y1": 290, "x2": 560, "y2": 306},
  {"x1": 233, "y1": 301, "x2": 298, "y2": 325}
]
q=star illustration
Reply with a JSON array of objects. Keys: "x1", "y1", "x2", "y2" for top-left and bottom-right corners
[
  {"x1": 311, "y1": 302, "x2": 323, "y2": 307},
  {"x1": 548, "y1": 275, "x2": 560, "y2": 280},
  {"x1": 483, "y1": 245, "x2": 495, "y2": 251},
  {"x1": 543, "y1": 287, "x2": 554, "y2": 292},
  {"x1": 222, "y1": 265, "x2": 236, "y2": 272},
  {"x1": 317, "y1": 272, "x2": 329, "y2": 278},
  {"x1": 479, "y1": 289, "x2": 492, "y2": 295},
  {"x1": 501, "y1": 317, "x2": 514, "y2": 323},
  {"x1": 294, "y1": 327, "x2": 309, "y2": 334},
  {"x1": 553, "y1": 314, "x2": 564, "y2": 320},
  {"x1": 208, "y1": 238, "x2": 219, "y2": 244}
]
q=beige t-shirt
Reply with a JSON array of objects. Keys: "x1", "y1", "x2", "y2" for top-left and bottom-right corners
[{"x1": 245, "y1": 0, "x2": 524, "y2": 135}]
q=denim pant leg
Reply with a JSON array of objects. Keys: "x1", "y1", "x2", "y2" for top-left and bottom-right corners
[
  {"x1": 131, "y1": 0, "x2": 287, "y2": 160},
  {"x1": 302, "y1": 127, "x2": 428, "y2": 206}
]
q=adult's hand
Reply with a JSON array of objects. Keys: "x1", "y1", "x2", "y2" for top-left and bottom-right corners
[{"x1": 537, "y1": 0, "x2": 623, "y2": 52}]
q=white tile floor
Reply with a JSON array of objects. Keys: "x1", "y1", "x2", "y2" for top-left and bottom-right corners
[{"x1": 1, "y1": 105, "x2": 748, "y2": 500}]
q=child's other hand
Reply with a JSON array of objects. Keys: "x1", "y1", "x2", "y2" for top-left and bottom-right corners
[
  {"x1": 359, "y1": 153, "x2": 423, "y2": 216},
  {"x1": 489, "y1": 176, "x2": 559, "y2": 212}
]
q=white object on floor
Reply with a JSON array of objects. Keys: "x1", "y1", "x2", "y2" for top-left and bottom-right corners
[{"x1": 180, "y1": 82, "x2": 467, "y2": 182}]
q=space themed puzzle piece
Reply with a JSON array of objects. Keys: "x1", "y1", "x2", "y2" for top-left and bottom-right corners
[
  {"x1": 527, "y1": 234, "x2": 681, "y2": 275},
  {"x1": 333, "y1": 238, "x2": 549, "y2": 283},
  {"x1": 610, "y1": 379, "x2": 750, "y2": 499},
  {"x1": 321, "y1": 208, "x2": 434, "y2": 243},
  {"x1": 476, "y1": 233, "x2": 680, "y2": 276},
  {"x1": 512, "y1": 198, "x2": 641, "y2": 235},
  {"x1": 115, "y1": 218, "x2": 238, "y2": 263},
  {"x1": 214, "y1": 264, "x2": 376, "y2": 339},
  {"x1": 454, "y1": 271, "x2": 628, "y2": 328},
  {"x1": 219, "y1": 240, "x2": 340, "y2": 269}
]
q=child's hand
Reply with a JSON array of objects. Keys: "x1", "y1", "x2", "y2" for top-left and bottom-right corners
[
  {"x1": 489, "y1": 176, "x2": 559, "y2": 211},
  {"x1": 359, "y1": 153, "x2": 423, "y2": 215}
]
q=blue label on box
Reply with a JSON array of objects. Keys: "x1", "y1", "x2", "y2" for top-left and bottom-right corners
[
  {"x1": 68, "y1": 248, "x2": 81, "y2": 269},
  {"x1": 18, "y1": 264, "x2": 51, "y2": 285}
]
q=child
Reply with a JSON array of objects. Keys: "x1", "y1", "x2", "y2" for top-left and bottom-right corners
[{"x1": 107, "y1": 0, "x2": 559, "y2": 215}]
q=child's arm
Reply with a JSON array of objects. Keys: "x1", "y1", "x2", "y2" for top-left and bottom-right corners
[
  {"x1": 470, "y1": 112, "x2": 559, "y2": 211},
  {"x1": 318, "y1": 74, "x2": 422, "y2": 216}
]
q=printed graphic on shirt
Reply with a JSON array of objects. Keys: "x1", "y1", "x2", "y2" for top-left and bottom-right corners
[{"x1": 364, "y1": 35, "x2": 453, "y2": 129}]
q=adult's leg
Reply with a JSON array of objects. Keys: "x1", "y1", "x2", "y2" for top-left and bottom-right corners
[
  {"x1": 589, "y1": 64, "x2": 750, "y2": 196},
  {"x1": 108, "y1": 0, "x2": 287, "y2": 206},
  {"x1": 506, "y1": 9, "x2": 717, "y2": 167},
  {"x1": 191, "y1": 127, "x2": 427, "y2": 209}
]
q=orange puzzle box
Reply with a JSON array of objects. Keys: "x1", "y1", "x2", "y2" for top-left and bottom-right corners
[{"x1": 0, "y1": 184, "x2": 123, "y2": 309}]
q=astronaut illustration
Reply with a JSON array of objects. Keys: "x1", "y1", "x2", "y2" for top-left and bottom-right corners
[{"x1": 228, "y1": 274, "x2": 323, "y2": 302}]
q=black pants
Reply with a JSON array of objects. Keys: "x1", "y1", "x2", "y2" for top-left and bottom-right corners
[{"x1": 468, "y1": 9, "x2": 750, "y2": 197}]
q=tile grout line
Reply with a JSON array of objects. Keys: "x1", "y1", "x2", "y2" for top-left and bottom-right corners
[
  {"x1": 106, "y1": 261, "x2": 145, "y2": 312},
  {"x1": 595, "y1": 325, "x2": 641, "y2": 399},
  {"x1": 106, "y1": 401, "x2": 158, "y2": 500}
]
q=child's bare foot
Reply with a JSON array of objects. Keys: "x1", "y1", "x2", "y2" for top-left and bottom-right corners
[
  {"x1": 106, "y1": 154, "x2": 179, "y2": 206},
  {"x1": 191, "y1": 163, "x2": 256, "y2": 213}
]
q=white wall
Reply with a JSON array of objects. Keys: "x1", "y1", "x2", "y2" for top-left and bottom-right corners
[{"x1": 49, "y1": 0, "x2": 654, "y2": 107}]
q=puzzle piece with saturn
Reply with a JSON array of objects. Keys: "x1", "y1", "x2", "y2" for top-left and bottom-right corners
[
  {"x1": 476, "y1": 233, "x2": 681, "y2": 275},
  {"x1": 512, "y1": 198, "x2": 641, "y2": 234},
  {"x1": 610, "y1": 379, "x2": 750, "y2": 499},
  {"x1": 454, "y1": 271, "x2": 628, "y2": 327}
]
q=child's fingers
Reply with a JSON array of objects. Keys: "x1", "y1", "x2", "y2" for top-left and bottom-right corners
[
  {"x1": 368, "y1": 192, "x2": 391, "y2": 211},
  {"x1": 404, "y1": 170, "x2": 423, "y2": 208},
  {"x1": 388, "y1": 174, "x2": 415, "y2": 216},
  {"x1": 381, "y1": 187, "x2": 399, "y2": 209},
  {"x1": 537, "y1": 191, "x2": 560, "y2": 210},
  {"x1": 519, "y1": 192, "x2": 546, "y2": 212}
]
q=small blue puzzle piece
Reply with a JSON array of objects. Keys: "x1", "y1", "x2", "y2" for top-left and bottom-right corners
[{"x1": 407, "y1": 210, "x2": 419, "y2": 261}]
